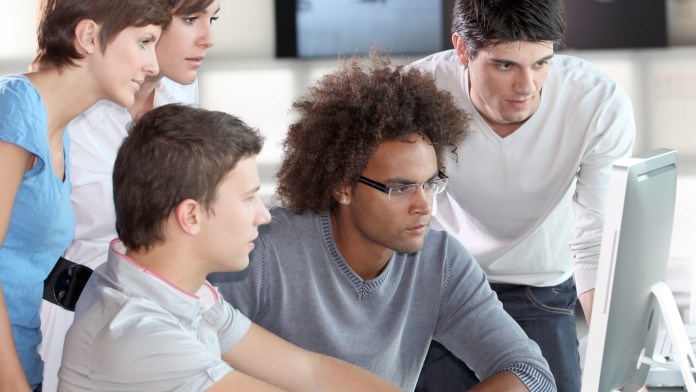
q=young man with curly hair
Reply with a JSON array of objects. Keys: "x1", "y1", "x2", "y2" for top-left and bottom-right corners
[
  {"x1": 409, "y1": 0, "x2": 636, "y2": 391},
  {"x1": 209, "y1": 55, "x2": 556, "y2": 391}
]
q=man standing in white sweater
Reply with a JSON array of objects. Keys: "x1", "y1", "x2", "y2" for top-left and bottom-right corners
[{"x1": 410, "y1": 0, "x2": 635, "y2": 391}]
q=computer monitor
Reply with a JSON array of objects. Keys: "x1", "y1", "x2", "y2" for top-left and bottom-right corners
[
  {"x1": 581, "y1": 148, "x2": 695, "y2": 391},
  {"x1": 274, "y1": 0, "x2": 455, "y2": 58}
]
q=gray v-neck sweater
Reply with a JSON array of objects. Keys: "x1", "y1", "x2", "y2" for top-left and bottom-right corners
[{"x1": 211, "y1": 207, "x2": 555, "y2": 391}]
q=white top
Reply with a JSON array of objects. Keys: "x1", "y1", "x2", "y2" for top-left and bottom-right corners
[
  {"x1": 66, "y1": 78, "x2": 199, "y2": 269},
  {"x1": 59, "y1": 240, "x2": 251, "y2": 392},
  {"x1": 410, "y1": 51, "x2": 635, "y2": 294},
  {"x1": 39, "y1": 78, "x2": 198, "y2": 392}
]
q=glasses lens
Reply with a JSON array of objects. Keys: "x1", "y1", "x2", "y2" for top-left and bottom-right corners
[
  {"x1": 433, "y1": 177, "x2": 448, "y2": 193},
  {"x1": 386, "y1": 176, "x2": 449, "y2": 201},
  {"x1": 422, "y1": 178, "x2": 447, "y2": 194},
  {"x1": 423, "y1": 180, "x2": 438, "y2": 193},
  {"x1": 388, "y1": 184, "x2": 418, "y2": 201}
]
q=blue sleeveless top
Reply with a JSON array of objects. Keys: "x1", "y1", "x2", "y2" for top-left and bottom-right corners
[{"x1": 0, "y1": 74, "x2": 75, "y2": 389}]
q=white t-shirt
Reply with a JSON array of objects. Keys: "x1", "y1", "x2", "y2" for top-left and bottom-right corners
[
  {"x1": 410, "y1": 51, "x2": 635, "y2": 294},
  {"x1": 39, "y1": 78, "x2": 199, "y2": 392}
]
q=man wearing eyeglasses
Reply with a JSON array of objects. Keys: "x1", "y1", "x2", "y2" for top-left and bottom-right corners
[{"x1": 209, "y1": 54, "x2": 556, "y2": 392}]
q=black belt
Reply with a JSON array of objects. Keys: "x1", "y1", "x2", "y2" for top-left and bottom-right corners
[{"x1": 42, "y1": 257, "x2": 93, "y2": 311}]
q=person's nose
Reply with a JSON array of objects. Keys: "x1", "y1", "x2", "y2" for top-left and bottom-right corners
[
  {"x1": 254, "y1": 195, "x2": 272, "y2": 226},
  {"x1": 144, "y1": 46, "x2": 159, "y2": 76},
  {"x1": 514, "y1": 67, "x2": 536, "y2": 95},
  {"x1": 409, "y1": 185, "x2": 432, "y2": 216},
  {"x1": 198, "y1": 21, "x2": 216, "y2": 49}
]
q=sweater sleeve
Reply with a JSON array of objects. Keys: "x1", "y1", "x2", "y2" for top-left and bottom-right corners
[
  {"x1": 570, "y1": 83, "x2": 635, "y2": 295},
  {"x1": 432, "y1": 234, "x2": 556, "y2": 390}
]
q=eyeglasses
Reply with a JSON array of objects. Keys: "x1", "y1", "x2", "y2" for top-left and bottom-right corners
[{"x1": 357, "y1": 171, "x2": 448, "y2": 201}]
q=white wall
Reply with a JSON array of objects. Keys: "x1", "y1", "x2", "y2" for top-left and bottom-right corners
[{"x1": 211, "y1": 0, "x2": 275, "y2": 58}]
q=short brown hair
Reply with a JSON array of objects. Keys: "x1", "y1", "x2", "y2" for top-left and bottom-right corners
[
  {"x1": 168, "y1": 0, "x2": 216, "y2": 15},
  {"x1": 113, "y1": 104, "x2": 264, "y2": 251},
  {"x1": 276, "y1": 52, "x2": 471, "y2": 213},
  {"x1": 32, "y1": 0, "x2": 171, "y2": 70}
]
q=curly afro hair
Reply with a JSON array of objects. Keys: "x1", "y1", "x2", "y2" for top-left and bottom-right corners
[{"x1": 275, "y1": 52, "x2": 471, "y2": 213}]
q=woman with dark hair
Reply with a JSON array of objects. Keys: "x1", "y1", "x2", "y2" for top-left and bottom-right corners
[
  {"x1": 37, "y1": 1, "x2": 220, "y2": 390},
  {"x1": 0, "y1": 1, "x2": 171, "y2": 390}
]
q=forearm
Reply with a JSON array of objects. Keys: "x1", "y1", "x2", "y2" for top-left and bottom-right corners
[
  {"x1": 312, "y1": 354, "x2": 404, "y2": 392},
  {"x1": 0, "y1": 287, "x2": 32, "y2": 392},
  {"x1": 471, "y1": 371, "x2": 529, "y2": 392},
  {"x1": 225, "y1": 324, "x2": 403, "y2": 392},
  {"x1": 205, "y1": 370, "x2": 287, "y2": 392},
  {"x1": 579, "y1": 288, "x2": 594, "y2": 325}
]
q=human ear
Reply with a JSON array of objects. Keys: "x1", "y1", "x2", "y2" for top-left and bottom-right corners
[
  {"x1": 333, "y1": 187, "x2": 351, "y2": 206},
  {"x1": 173, "y1": 199, "x2": 202, "y2": 235},
  {"x1": 74, "y1": 19, "x2": 99, "y2": 56},
  {"x1": 452, "y1": 33, "x2": 470, "y2": 66}
]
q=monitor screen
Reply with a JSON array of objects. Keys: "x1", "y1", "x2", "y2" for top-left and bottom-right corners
[
  {"x1": 275, "y1": 0, "x2": 455, "y2": 58},
  {"x1": 581, "y1": 148, "x2": 678, "y2": 392},
  {"x1": 562, "y1": 0, "x2": 668, "y2": 50}
]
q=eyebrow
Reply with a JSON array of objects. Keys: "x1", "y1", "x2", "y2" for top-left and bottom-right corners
[
  {"x1": 144, "y1": 32, "x2": 159, "y2": 41},
  {"x1": 383, "y1": 170, "x2": 440, "y2": 186},
  {"x1": 185, "y1": 5, "x2": 219, "y2": 16},
  {"x1": 490, "y1": 54, "x2": 554, "y2": 67},
  {"x1": 244, "y1": 185, "x2": 261, "y2": 197}
]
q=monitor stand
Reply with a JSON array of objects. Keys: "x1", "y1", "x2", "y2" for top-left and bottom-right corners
[{"x1": 638, "y1": 281, "x2": 696, "y2": 390}]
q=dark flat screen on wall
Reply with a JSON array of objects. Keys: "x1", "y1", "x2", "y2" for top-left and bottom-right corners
[
  {"x1": 276, "y1": 0, "x2": 455, "y2": 58},
  {"x1": 563, "y1": 0, "x2": 667, "y2": 50}
]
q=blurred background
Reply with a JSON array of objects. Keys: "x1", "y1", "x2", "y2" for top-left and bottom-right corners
[{"x1": 2, "y1": 0, "x2": 696, "y2": 317}]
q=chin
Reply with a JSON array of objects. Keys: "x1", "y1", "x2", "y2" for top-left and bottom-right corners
[
  {"x1": 116, "y1": 99, "x2": 135, "y2": 109},
  {"x1": 167, "y1": 72, "x2": 197, "y2": 86},
  {"x1": 393, "y1": 241, "x2": 424, "y2": 255},
  {"x1": 230, "y1": 258, "x2": 250, "y2": 272},
  {"x1": 111, "y1": 93, "x2": 135, "y2": 109}
]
